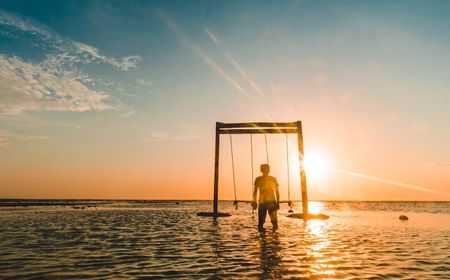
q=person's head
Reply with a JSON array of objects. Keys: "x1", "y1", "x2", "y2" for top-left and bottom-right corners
[{"x1": 260, "y1": 164, "x2": 270, "y2": 175}]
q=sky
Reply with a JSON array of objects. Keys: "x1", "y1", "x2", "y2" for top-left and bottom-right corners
[{"x1": 0, "y1": 0, "x2": 449, "y2": 200}]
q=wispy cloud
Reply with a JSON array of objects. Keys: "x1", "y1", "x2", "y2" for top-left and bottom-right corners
[
  {"x1": 204, "y1": 27, "x2": 220, "y2": 46},
  {"x1": 0, "y1": 9, "x2": 142, "y2": 115},
  {"x1": 0, "y1": 55, "x2": 110, "y2": 114},
  {"x1": 122, "y1": 110, "x2": 135, "y2": 118},
  {"x1": 0, "y1": 9, "x2": 56, "y2": 42},
  {"x1": 71, "y1": 41, "x2": 141, "y2": 71},
  {"x1": 0, "y1": 9, "x2": 142, "y2": 71},
  {"x1": 204, "y1": 26, "x2": 264, "y2": 97},
  {"x1": 225, "y1": 52, "x2": 263, "y2": 96},
  {"x1": 0, "y1": 130, "x2": 49, "y2": 149},
  {"x1": 191, "y1": 45, "x2": 246, "y2": 94},
  {"x1": 137, "y1": 79, "x2": 152, "y2": 86},
  {"x1": 157, "y1": 11, "x2": 245, "y2": 95}
]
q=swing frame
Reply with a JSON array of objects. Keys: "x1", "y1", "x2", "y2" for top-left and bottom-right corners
[{"x1": 199, "y1": 121, "x2": 309, "y2": 217}]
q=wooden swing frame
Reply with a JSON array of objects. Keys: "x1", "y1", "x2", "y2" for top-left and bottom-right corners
[{"x1": 199, "y1": 121, "x2": 309, "y2": 217}]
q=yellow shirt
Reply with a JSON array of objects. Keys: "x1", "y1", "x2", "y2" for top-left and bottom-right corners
[{"x1": 254, "y1": 175, "x2": 279, "y2": 204}]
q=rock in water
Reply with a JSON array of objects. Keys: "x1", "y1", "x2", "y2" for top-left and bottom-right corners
[{"x1": 399, "y1": 215, "x2": 409, "y2": 221}]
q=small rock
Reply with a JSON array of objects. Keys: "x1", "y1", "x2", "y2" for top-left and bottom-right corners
[{"x1": 399, "y1": 215, "x2": 409, "y2": 221}]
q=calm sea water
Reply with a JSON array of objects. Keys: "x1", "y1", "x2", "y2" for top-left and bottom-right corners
[{"x1": 0, "y1": 200, "x2": 449, "y2": 279}]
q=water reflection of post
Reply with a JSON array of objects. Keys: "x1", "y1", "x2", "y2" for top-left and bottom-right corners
[
  {"x1": 209, "y1": 219, "x2": 223, "y2": 278},
  {"x1": 257, "y1": 230, "x2": 283, "y2": 279}
]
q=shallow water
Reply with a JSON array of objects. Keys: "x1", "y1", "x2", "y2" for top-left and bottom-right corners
[{"x1": 1, "y1": 201, "x2": 449, "y2": 279}]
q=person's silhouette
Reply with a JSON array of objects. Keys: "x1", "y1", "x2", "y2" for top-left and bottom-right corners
[{"x1": 252, "y1": 164, "x2": 280, "y2": 230}]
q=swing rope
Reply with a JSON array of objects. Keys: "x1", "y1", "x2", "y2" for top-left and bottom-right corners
[
  {"x1": 264, "y1": 133, "x2": 269, "y2": 165},
  {"x1": 229, "y1": 134, "x2": 238, "y2": 209},
  {"x1": 250, "y1": 134, "x2": 255, "y2": 217},
  {"x1": 250, "y1": 134, "x2": 254, "y2": 191},
  {"x1": 286, "y1": 134, "x2": 291, "y2": 202},
  {"x1": 286, "y1": 134, "x2": 294, "y2": 212}
]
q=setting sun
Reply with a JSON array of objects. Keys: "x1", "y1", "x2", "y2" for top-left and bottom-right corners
[{"x1": 303, "y1": 149, "x2": 332, "y2": 181}]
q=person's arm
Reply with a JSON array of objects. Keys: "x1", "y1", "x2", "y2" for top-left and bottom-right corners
[
  {"x1": 275, "y1": 178, "x2": 280, "y2": 209},
  {"x1": 252, "y1": 178, "x2": 258, "y2": 209}
]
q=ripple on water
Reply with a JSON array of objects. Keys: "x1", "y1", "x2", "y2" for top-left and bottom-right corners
[{"x1": 0, "y1": 201, "x2": 449, "y2": 279}]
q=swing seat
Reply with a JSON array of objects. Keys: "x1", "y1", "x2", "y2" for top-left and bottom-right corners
[
  {"x1": 197, "y1": 212, "x2": 231, "y2": 217},
  {"x1": 287, "y1": 213, "x2": 330, "y2": 220}
]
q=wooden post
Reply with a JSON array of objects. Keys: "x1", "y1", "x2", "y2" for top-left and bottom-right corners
[
  {"x1": 297, "y1": 121, "x2": 309, "y2": 215},
  {"x1": 213, "y1": 122, "x2": 221, "y2": 214}
]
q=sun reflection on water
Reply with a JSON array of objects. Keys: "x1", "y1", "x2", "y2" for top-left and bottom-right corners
[
  {"x1": 302, "y1": 203, "x2": 337, "y2": 278},
  {"x1": 308, "y1": 201, "x2": 323, "y2": 214},
  {"x1": 292, "y1": 201, "x2": 324, "y2": 214}
]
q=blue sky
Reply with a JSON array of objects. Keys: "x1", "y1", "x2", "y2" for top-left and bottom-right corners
[{"x1": 0, "y1": 0, "x2": 449, "y2": 199}]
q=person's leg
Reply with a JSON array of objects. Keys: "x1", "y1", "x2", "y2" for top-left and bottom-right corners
[
  {"x1": 269, "y1": 208, "x2": 278, "y2": 229},
  {"x1": 258, "y1": 204, "x2": 267, "y2": 228}
]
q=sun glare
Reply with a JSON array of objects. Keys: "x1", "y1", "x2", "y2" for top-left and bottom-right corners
[
  {"x1": 303, "y1": 149, "x2": 332, "y2": 180},
  {"x1": 288, "y1": 148, "x2": 332, "y2": 182}
]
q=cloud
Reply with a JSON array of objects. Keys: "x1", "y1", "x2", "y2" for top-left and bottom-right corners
[
  {"x1": 224, "y1": 52, "x2": 263, "y2": 96},
  {"x1": 151, "y1": 131, "x2": 170, "y2": 140},
  {"x1": 435, "y1": 162, "x2": 450, "y2": 167},
  {"x1": 137, "y1": 78, "x2": 152, "y2": 86},
  {"x1": 71, "y1": 42, "x2": 142, "y2": 71},
  {"x1": 19, "y1": 135, "x2": 49, "y2": 141},
  {"x1": 157, "y1": 11, "x2": 245, "y2": 95},
  {"x1": 204, "y1": 26, "x2": 263, "y2": 97},
  {"x1": 0, "y1": 9, "x2": 56, "y2": 42},
  {"x1": 123, "y1": 110, "x2": 135, "y2": 118},
  {"x1": 0, "y1": 55, "x2": 110, "y2": 114},
  {"x1": 204, "y1": 27, "x2": 219, "y2": 46},
  {"x1": 0, "y1": 9, "x2": 143, "y2": 114},
  {"x1": 0, "y1": 130, "x2": 48, "y2": 149},
  {"x1": 191, "y1": 45, "x2": 246, "y2": 94},
  {"x1": 0, "y1": 9, "x2": 142, "y2": 71}
]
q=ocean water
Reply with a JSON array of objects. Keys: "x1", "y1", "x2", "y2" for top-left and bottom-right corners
[{"x1": 0, "y1": 200, "x2": 449, "y2": 279}]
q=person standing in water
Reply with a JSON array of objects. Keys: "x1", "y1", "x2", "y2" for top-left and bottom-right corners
[{"x1": 252, "y1": 164, "x2": 280, "y2": 230}]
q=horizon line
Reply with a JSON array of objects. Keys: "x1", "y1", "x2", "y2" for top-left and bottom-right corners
[{"x1": 1, "y1": 198, "x2": 449, "y2": 202}]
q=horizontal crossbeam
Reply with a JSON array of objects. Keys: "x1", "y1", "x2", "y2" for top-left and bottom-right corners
[
  {"x1": 219, "y1": 122, "x2": 299, "y2": 129},
  {"x1": 219, "y1": 128, "x2": 298, "y2": 134}
]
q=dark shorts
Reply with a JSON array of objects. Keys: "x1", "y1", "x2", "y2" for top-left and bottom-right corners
[{"x1": 258, "y1": 202, "x2": 278, "y2": 226}]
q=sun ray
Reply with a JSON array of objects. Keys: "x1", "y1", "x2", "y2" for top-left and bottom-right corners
[{"x1": 331, "y1": 167, "x2": 449, "y2": 196}]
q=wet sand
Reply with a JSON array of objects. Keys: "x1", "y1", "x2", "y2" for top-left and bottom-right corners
[{"x1": 0, "y1": 201, "x2": 449, "y2": 279}]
